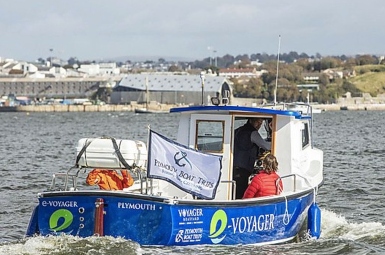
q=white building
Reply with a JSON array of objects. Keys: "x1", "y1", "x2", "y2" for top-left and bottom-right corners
[{"x1": 78, "y1": 63, "x2": 120, "y2": 76}]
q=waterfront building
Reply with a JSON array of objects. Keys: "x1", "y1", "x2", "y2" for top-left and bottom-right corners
[
  {"x1": 0, "y1": 58, "x2": 123, "y2": 103},
  {"x1": 112, "y1": 73, "x2": 233, "y2": 105},
  {"x1": 0, "y1": 76, "x2": 121, "y2": 102}
]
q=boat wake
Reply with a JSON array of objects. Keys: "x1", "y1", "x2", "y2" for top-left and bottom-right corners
[
  {"x1": 0, "y1": 235, "x2": 140, "y2": 255},
  {"x1": 321, "y1": 208, "x2": 385, "y2": 240}
]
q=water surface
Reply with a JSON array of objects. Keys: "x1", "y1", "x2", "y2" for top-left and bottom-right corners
[{"x1": 0, "y1": 110, "x2": 385, "y2": 254}]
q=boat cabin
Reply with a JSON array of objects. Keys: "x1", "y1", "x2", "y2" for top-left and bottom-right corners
[
  {"x1": 50, "y1": 104, "x2": 323, "y2": 202},
  {"x1": 148, "y1": 105, "x2": 324, "y2": 201}
]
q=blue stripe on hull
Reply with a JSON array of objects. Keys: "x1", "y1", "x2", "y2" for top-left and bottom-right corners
[{"x1": 32, "y1": 191, "x2": 314, "y2": 246}]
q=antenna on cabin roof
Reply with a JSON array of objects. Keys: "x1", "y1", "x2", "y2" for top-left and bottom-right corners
[
  {"x1": 274, "y1": 35, "x2": 281, "y2": 106},
  {"x1": 200, "y1": 72, "x2": 205, "y2": 105}
]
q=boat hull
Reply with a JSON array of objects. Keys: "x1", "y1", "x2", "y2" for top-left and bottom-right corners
[{"x1": 27, "y1": 190, "x2": 314, "y2": 246}]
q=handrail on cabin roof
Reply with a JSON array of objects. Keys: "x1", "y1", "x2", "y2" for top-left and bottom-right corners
[{"x1": 170, "y1": 105, "x2": 303, "y2": 118}]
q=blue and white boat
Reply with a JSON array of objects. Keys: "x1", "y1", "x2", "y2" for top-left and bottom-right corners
[{"x1": 26, "y1": 98, "x2": 323, "y2": 246}]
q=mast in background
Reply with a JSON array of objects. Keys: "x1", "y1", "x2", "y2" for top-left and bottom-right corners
[
  {"x1": 274, "y1": 35, "x2": 281, "y2": 105},
  {"x1": 145, "y1": 76, "x2": 149, "y2": 109},
  {"x1": 200, "y1": 72, "x2": 205, "y2": 105}
]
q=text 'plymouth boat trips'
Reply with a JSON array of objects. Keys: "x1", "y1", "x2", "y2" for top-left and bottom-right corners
[{"x1": 26, "y1": 93, "x2": 323, "y2": 246}]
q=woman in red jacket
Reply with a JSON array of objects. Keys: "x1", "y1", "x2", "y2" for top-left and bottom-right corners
[{"x1": 243, "y1": 154, "x2": 283, "y2": 198}]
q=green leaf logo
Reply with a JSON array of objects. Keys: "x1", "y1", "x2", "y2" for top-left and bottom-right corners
[
  {"x1": 209, "y1": 209, "x2": 227, "y2": 244},
  {"x1": 49, "y1": 209, "x2": 74, "y2": 232}
]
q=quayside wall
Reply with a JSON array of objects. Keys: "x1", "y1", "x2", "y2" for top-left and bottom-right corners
[
  {"x1": 11, "y1": 102, "x2": 177, "y2": 112},
  {"x1": 3, "y1": 103, "x2": 385, "y2": 113},
  {"x1": 15, "y1": 105, "x2": 133, "y2": 112}
]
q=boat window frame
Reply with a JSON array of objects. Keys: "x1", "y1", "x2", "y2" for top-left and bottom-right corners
[
  {"x1": 195, "y1": 120, "x2": 225, "y2": 153},
  {"x1": 302, "y1": 122, "x2": 310, "y2": 149}
]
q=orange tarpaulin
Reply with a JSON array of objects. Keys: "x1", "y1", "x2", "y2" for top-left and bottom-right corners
[{"x1": 86, "y1": 169, "x2": 134, "y2": 190}]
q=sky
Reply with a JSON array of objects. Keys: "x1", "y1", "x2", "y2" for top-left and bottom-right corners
[{"x1": 1, "y1": 0, "x2": 384, "y2": 62}]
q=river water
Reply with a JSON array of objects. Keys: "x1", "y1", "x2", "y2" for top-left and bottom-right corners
[{"x1": 0, "y1": 110, "x2": 385, "y2": 255}]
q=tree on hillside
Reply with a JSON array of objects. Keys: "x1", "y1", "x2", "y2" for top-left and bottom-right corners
[
  {"x1": 319, "y1": 73, "x2": 330, "y2": 86},
  {"x1": 355, "y1": 55, "x2": 378, "y2": 65},
  {"x1": 267, "y1": 78, "x2": 298, "y2": 102},
  {"x1": 299, "y1": 52, "x2": 309, "y2": 59},
  {"x1": 284, "y1": 64, "x2": 304, "y2": 83},
  {"x1": 246, "y1": 78, "x2": 264, "y2": 98},
  {"x1": 232, "y1": 77, "x2": 264, "y2": 98},
  {"x1": 235, "y1": 54, "x2": 250, "y2": 63},
  {"x1": 261, "y1": 72, "x2": 276, "y2": 87},
  {"x1": 221, "y1": 54, "x2": 236, "y2": 68},
  {"x1": 313, "y1": 85, "x2": 333, "y2": 104},
  {"x1": 281, "y1": 51, "x2": 300, "y2": 63},
  {"x1": 250, "y1": 53, "x2": 276, "y2": 63},
  {"x1": 320, "y1": 57, "x2": 341, "y2": 70},
  {"x1": 295, "y1": 58, "x2": 313, "y2": 71},
  {"x1": 168, "y1": 65, "x2": 181, "y2": 72},
  {"x1": 343, "y1": 58, "x2": 357, "y2": 70},
  {"x1": 342, "y1": 80, "x2": 361, "y2": 95}
]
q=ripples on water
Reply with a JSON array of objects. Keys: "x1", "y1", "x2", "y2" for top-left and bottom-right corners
[{"x1": 0, "y1": 110, "x2": 385, "y2": 255}]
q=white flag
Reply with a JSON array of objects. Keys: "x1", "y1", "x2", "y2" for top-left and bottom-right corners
[{"x1": 147, "y1": 130, "x2": 222, "y2": 199}]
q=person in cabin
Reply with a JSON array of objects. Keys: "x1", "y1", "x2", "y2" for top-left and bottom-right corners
[
  {"x1": 233, "y1": 118, "x2": 271, "y2": 199},
  {"x1": 86, "y1": 169, "x2": 134, "y2": 190},
  {"x1": 243, "y1": 153, "x2": 283, "y2": 198}
]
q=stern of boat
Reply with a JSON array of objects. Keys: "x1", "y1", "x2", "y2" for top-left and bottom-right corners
[{"x1": 28, "y1": 192, "x2": 174, "y2": 245}]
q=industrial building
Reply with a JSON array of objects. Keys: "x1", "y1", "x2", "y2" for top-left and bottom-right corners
[{"x1": 111, "y1": 73, "x2": 233, "y2": 106}]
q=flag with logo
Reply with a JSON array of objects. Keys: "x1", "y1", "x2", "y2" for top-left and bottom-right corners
[{"x1": 147, "y1": 130, "x2": 222, "y2": 199}]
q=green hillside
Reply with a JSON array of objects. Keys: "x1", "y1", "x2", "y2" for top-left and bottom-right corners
[{"x1": 348, "y1": 66, "x2": 385, "y2": 96}]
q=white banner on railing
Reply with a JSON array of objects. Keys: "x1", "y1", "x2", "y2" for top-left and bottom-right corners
[{"x1": 147, "y1": 130, "x2": 222, "y2": 199}]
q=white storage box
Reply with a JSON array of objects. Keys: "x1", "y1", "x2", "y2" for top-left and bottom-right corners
[{"x1": 76, "y1": 138, "x2": 147, "y2": 168}]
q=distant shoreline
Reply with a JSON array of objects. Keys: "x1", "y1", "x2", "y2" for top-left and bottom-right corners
[
  {"x1": 315, "y1": 103, "x2": 385, "y2": 111},
  {"x1": 1, "y1": 103, "x2": 385, "y2": 113},
  {"x1": 0, "y1": 104, "x2": 172, "y2": 113}
]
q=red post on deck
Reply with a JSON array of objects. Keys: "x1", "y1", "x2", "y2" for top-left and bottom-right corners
[{"x1": 94, "y1": 198, "x2": 104, "y2": 236}]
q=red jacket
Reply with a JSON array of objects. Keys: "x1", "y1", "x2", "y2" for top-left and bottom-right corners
[{"x1": 242, "y1": 171, "x2": 283, "y2": 198}]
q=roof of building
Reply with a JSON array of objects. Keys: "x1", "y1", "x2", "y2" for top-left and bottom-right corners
[
  {"x1": 117, "y1": 74, "x2": 231, "y2": 92},
  {"x1": 219, "y1": 68, "x2": 256, "y2": 73}
]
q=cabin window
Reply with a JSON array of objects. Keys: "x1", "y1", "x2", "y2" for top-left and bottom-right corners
[
  {"x1": 195, "y1": 120, "x2": 224, "y2": 152},
  {"x1": 302, "y1": 122, "x2": 310, "y2": 148}
]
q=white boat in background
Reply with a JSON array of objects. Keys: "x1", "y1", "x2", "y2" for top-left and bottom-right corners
[
  {"x1": 134, "y1": 107, "x2": 169, "y2": 114},
  {"x1": 261, "y1": 102, "x2": 322, "y2": 115},
  {"x1": 286, "y1": 92, "x2": 323, "y2": 114},
  {"x1": 26, "y1": 90, "x2": 324, "y2": 246},
  {"x1": 286, "y1": 102, "x2": 323, "y2": 114}
]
